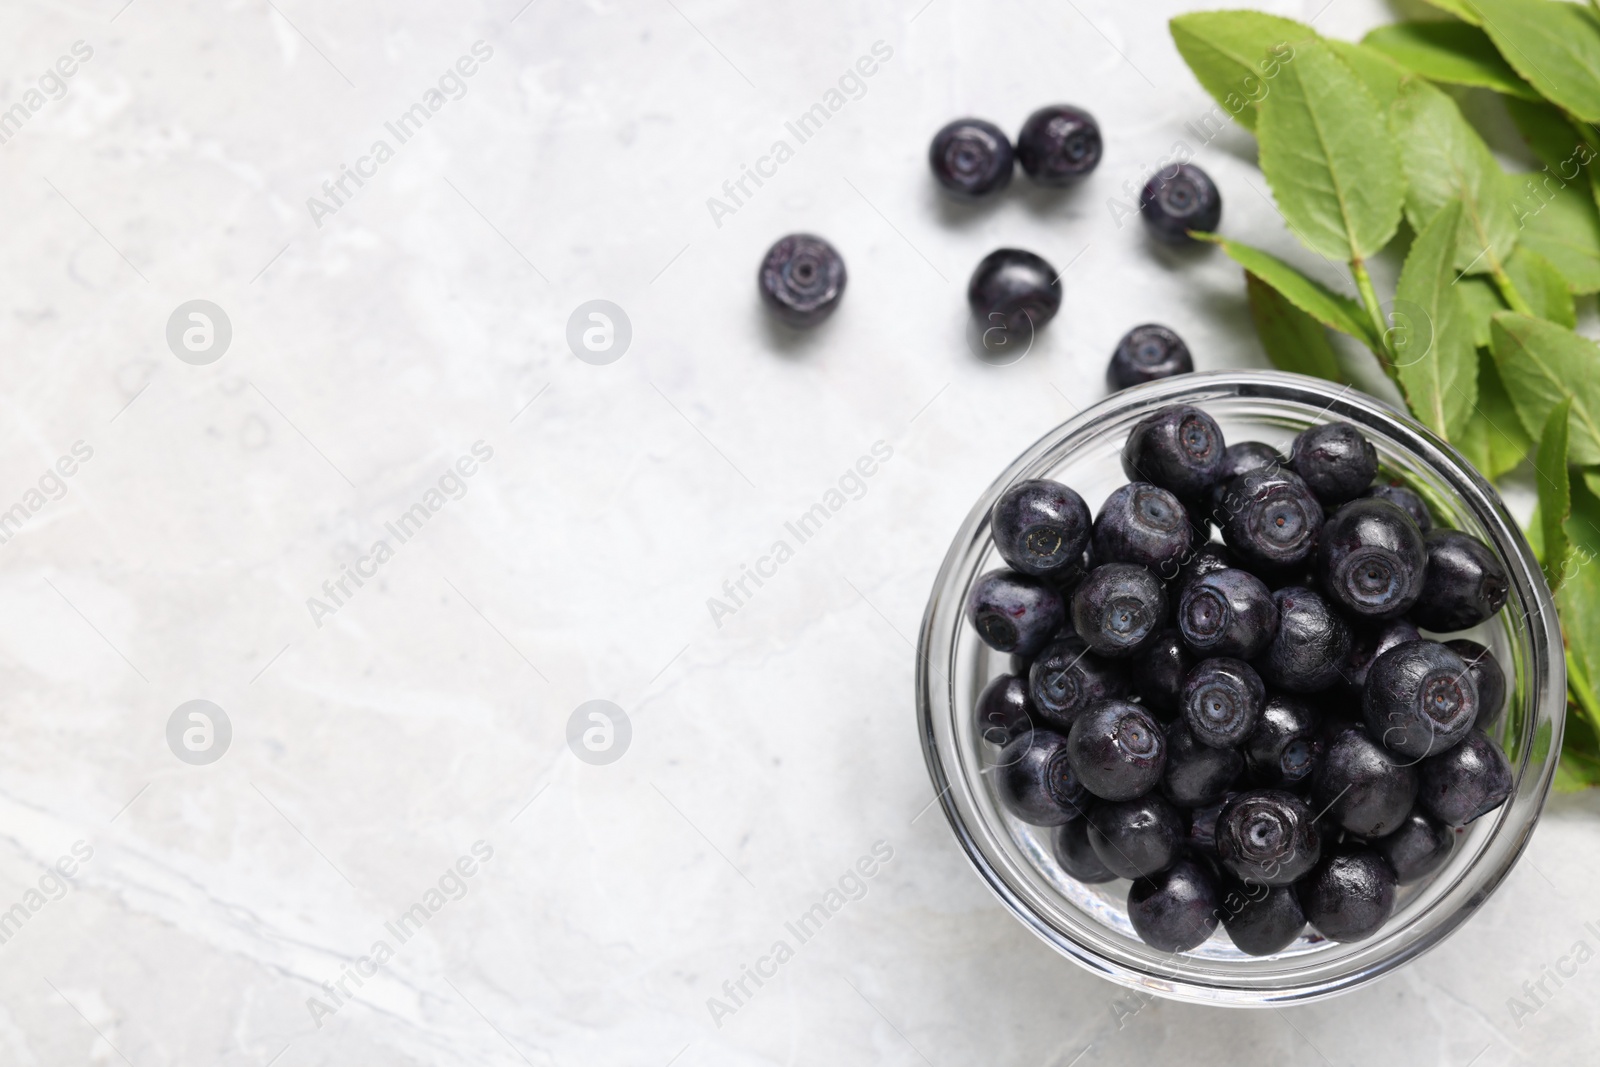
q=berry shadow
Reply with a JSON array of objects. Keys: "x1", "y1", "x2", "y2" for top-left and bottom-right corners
[{"x1": 760, "y1": 310, "x2": 837, "y2": 357}]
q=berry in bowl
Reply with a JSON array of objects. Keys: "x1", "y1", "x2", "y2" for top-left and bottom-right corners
[{"x1": 916, "y1": 371, "x2": 1562, "y2": 1005}]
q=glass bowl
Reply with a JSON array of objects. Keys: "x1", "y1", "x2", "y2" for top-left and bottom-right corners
[{"x1": 915, "y1": 371, "x2": 1564, "y2": 1006}]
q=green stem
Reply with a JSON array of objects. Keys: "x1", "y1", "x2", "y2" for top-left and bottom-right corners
[
  {"x1": 1491, "y1": 265, "x2": 1535, "y2": 316},
  {"x1": 1349, "y1": 257, "x2": 1394, "y2": 372}
]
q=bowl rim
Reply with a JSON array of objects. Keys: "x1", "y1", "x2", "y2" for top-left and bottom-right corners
[{"x1": 915, "y1": 369, "x2": 1565, "y2": 1006}]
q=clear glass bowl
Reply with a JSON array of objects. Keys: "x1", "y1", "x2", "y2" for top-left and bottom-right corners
[{"x1": 915, "y1": 371, "x2": 1564, "y2": 1006}]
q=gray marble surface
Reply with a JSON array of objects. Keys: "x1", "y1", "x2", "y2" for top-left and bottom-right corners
[{"x1": 0, "y1": 0, "x2": 1595, "y2": 1063}]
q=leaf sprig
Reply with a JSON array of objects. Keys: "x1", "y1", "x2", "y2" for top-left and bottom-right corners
[{"x1": 1170, "y1": 1, "x2": 1600, "y2": 787}]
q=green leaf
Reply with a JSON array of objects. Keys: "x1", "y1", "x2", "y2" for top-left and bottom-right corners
[
  {"x1": 1170, "y1": 11, "x2": 1313, "y2": 133},
  {"x1": 1362, "y1": 21, "x2": 1539, "y2": 99},
  {"x1": 1468, "y1": 0, "x2": 1600, "y2": 122},
  {"x1": 1323, "y1": 39, "x2": 1408, "y2": 111},
  {"x1": 1558, "y1": 477, "x2": 1600, "y2": 780},
  {"x1": 1537, "y1": 396, "x2": 1573, "y2": 588},
  {"x1": 1201, "y1": 235, "x2": 1377, "y2": 346},
  {"x1": 1504, "y1": 245, "x2": 1576, "y2": 327},
  {"x1": 1456, "y1": 277, "x2": 1502, "y2": 348},
  {"x1": 1257, "y1": 39, "x2": 1405, "y2": 262},
  {"x1": 1519, "y1": 179, "x2": 1600, "y2": 293},
  {"x1": 1394, "y1": 199, "x2": 1478, "y2": 438},
  {"x1": 1244, "y1": 271, "x2": 1346, "y2": 382},
  {"x1": 1505, "y1": 97, "x2": 1599, "y2": 176},
  {"x1": 1418, "y1": 0, "x2": 1481, "y2": 23},
  {"x1": 1391, "y1": 77, "x2": 1518, "y2": 275},
  {"x1": 1456, "y1": 348, "x2": 1531, "y2": 477},
  {"x1": 1490, "y1": 312, "x2": 1600, "y2": 463}
]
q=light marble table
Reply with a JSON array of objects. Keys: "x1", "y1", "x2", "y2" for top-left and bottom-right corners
[{"x1": 0, "y1": 0, "x2": 1595, "y2": 1063}]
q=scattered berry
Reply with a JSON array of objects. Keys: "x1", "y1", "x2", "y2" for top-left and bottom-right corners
[
  {"x1": 1413, "y1": 529, "x2": 1510, "y2": 632},
  {"x1": 1256, "y1": 586, "x2": 1351, "y2": 693},
  {"x1": 1317, "y1": 498, "x2": 1427, "y2": 620},
  {"x1": 968, "y1": 569, "x2": 1066, "y2": 658},
  {"x1": 1140, "y1": 163, "x2": 1222, "y2": 244},
  {"x1": 1182, "y1": 657, "x2": 1266, "y2": 748},
  {"x1": 1017, "y1": 105, "x2": 1103, "y2": 185},
  {"x1": 968, "y1": 248, "x2": 1062, "y2": 339},
  {"x1": 929, "y1": 118, "x2": 1014, "y2": 199},
  {"x1": 758, "y1": 234, "x2": 846, "y2": 327},
  {"x1": 992, "y1": 479, "x2": 1093, "y2": 580},
  {"x1": 1071, "y1": 563, "x2": 1168, "y2": 658},
  {"x1": 1108, "y1": 324, "x2": 1194, "y2": 391},
  {"x1": 1066, "y1": 699, "x2": 1167, "y2": 801}
]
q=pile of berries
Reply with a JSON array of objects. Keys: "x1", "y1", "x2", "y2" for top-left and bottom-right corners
[
  {"x1": 755, "y1": 106, "x2": 1217, "y2": 393},
  {"x1": 968, "y1": 405, "x2": 1514, "y2": 954}
]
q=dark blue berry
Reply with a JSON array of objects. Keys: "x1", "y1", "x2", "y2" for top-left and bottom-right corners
[
  {"x1": 1132, "y1": 629, "x2": 1192, "y2": 718},
  {"x1": 1052, "y1": 817, "x2": 1118, "y2": 883},
  {"x1": 1108, "y1": 324, "x2": 1194, "y2": 391},
  {"x1": 1091, "y1": 483, "x2": 1194, "y2": 573},
  {"x1": 967, "y1": 569, "x2": 1066, "y2": 658},
  {"x1": 1363, "y1": 640, "x2": 1479, "y2": 760},
  {"x1": 1341, "y1": 619, "x2": 1420, "y2": 692},
  {"x1": 1256, "y1": 586, "x2": 1351, "y2": 693},
  {"x1": 1221, "y1": 882, "x2": 1306, "y2": 956},
  {"x1": 995, "y1": 729, "x2": 1090, "y2": 826},
  {"x1": 1186, "y1": 793, "x2": 1235, "y2": 856},
  {"x1": 1316, "y1": 498, "x2": 1427, "y2": 620},
  {"x1": 1028, "y1": 635, "x2": 1130, "y2": 732},
  {"x1": 967, "y1": 248, "x2": 1062, "y2": 338},
  {"x1": 1122, "y1": 405, "x2": 1227, "y2": 502},
  {"x1": 1179, "y1": 568, "x2": 1279, "y2": 660},
  {"x1": 976, "y1": 673, "x2": 1035, "y2": 746},
  {"x1": 928, "y1": 118, "x2": 1014, "y2": 199},
  {"x1": 758, "y1": 234, "x2": 846, "y2": 327},
  {"x1": 1290, "y1": 422, "x2": 1377, "y2": 506},
  {"x1": 1296, "y1": 848, "x2": 1398, "y2": 942},
  {"x1": 1445, "y1": 639, "x2": 1507, "y2": 732},
  {"x1": 1182, "y1": 657, "x2": 1266, "y2": 748},
  {"x1": 1375, "y1": 808, "x2": 1454, "y2": 884},
  {"x1": 1017, "y1": 104, "x2": 1103, "y2": 185},
  {"x1": 1088, "y1": 794, "x2": 1184, "y2": 878},
  {"x1": 1162, "y1": 721, "x2": 1244, "y2": 808},
  {"x1": 1312, "y1": 726, "x2": 1418, "y2": 838},
  {"x1": 1175, "y1": 542, "x2": 1236, "y2": 601},
  {"x1": 1140, "y1": 163, "x2": 1222, "y2": 244},
  {"x1": 991, "y1": 479, "x2": 1093, "y2": 580},
  {"x1": 1362, "y1": 482, "x2": 1433, "y2": 532},
  {"x1": 1413, "y1": 529, "x2": 1509, "y2": 632},
  {"x1": 1244, "y1": 693, "x2": 1324, "y2": 789},
  {"x1": 1216, "y1": 789, "x2": 1320, "y2": 886},
  {"x1": 1218, "y1": 467, "x2": 1325, "y2": 572},
  {"x1": 1128, "y1": 857, "x2": 1221, "y2": 952},
  {"x1": 1066, "y1": 699, "x2": 1167, "y2": 801},
  {"x1": 1220, "y1": 441, "x2": 1287, "y2": 483},
  {"x1": 1071, "y1": 564, "x2": 1167, "y2": 658},
  {"x1": 1417, "y1": 729, "x2": 1512, "y2": 826}
]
